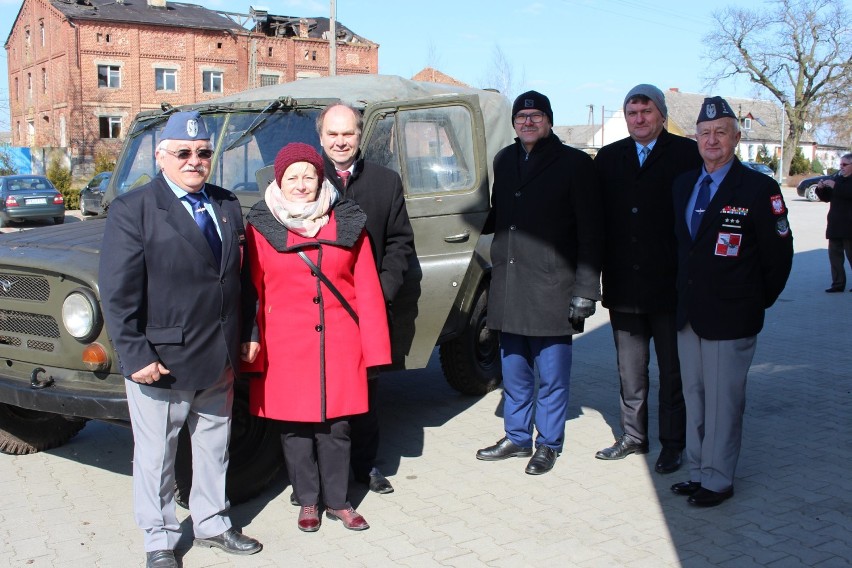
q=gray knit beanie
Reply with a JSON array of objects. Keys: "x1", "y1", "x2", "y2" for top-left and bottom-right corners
[{"x1": 623, "y1": 84, "x2": 667, "y2": 119}]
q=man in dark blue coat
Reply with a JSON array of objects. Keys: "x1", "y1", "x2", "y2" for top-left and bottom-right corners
[
  {"x1": 100, "y1": 111, "x2": 261, "y2": 567},
  {"x1": 670, "y1": 97, "x2": 793, "y2": 507},
  {"x1": 593, "y1": 84, "x2": 701, "y2": 474},
  {"x1": 476, "y1": 91, "x2": 603, "y2": 475}
]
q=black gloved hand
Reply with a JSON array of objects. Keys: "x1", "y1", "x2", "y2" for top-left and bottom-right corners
[{"x1": 568, "y1": 297, "x2": 596, "y2": 332}]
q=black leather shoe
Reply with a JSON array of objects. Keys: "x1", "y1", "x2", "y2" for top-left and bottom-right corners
[
  {"x1": 688, "y1": 486, "x2": 734, "y2": 507},
  {"x1": 289, "y1": 491, "x2": 299, "y2": 506},
  {"x1": 655, "y1": 448, "x2": 683, "y2": 474},
  {"x1": 476, "y1": 437, "x2": 532, "y2": 461},
  {"x1": 525, "y1": 445, "x2": 558, "y2": 475},
  {"x1": 671, "y1": 480, "x2": 702, "y2": 496},
  {"x1": 825, "y1": 287, "x2": 844, "y2": 293},
  {"x1": 368, "y1": 470, "x2": 394, "y2": 494},
  {"x1": 595, "y1": 434, "x2": 649, "y2": 460},
  {"x1": 194, "y1": 528, "x2": 263, "y2": 555},
  {"x1": 146, "y1": 550, "x2": 177, "y2": 568}
]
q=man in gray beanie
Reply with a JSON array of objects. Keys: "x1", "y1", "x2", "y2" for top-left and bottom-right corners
[{"x1": 593, "y1": 84, "x2": 702, "y2": 474}]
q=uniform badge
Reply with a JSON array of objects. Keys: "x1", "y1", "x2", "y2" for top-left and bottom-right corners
[
  {"x1": 776, "y1": 217, "x2": 790, "y2": 237},
  {"x1": 705, "y1": 104, "x2": 717, "y2": 119},
  {"x1": 715, "y1": 232, "x2": 742, "y2": 257},
  {"x1": 186, "y1": 119, "x2": 199, "y2": 138},
  {"x1": 721, "y1": 206, "x2": 748, "y2": 216},
  {"x1": 770, "y1": 194, "x2": 786, "y2": 215}
]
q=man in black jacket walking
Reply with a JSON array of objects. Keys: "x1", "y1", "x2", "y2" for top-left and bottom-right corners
[
  {"x1": 816, "y1": 153, "x2": 852, "y2": 292},
  {"x1": 317, "y1": 103, "x2": 415, "y2": 494},
  {"x1": 593, "y1": 84, "x2": 702, "y2": 474}
]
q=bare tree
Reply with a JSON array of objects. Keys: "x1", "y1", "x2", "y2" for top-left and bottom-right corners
[
  {"x1": 478, "y1": 45, "x2": 526, "y2": 102},
  {"x1": 703, "y1": 0, "x2": 852, "y2": 176}
]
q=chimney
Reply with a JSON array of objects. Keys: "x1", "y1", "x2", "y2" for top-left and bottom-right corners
[
  {"x1": 299, "y1": 18, "x2": 310, "y2": 38},
  {"x1": 148, "y1": 0, "x2": 167, "y2": 7}
]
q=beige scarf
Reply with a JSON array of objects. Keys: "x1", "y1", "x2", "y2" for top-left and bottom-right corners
[{"x1": 264, "y1": 179, "x2": 338, "y2": 238}]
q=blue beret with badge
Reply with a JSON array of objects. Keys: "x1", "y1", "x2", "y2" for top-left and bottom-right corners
[
  {"x1": 161, "y1": 110, "x2": 210, "y2": 141},
  {"x1": 697, "y1": 96, "x2": 735, "y2": 123}
]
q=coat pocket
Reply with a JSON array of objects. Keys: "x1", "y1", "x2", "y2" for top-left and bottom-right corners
[{"x1": 146, "y1": 326, "x2": 184, "y2": 345}]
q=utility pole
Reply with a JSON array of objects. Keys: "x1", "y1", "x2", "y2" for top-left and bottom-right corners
[{"x1": 329, "y1": 0, "x2": 337, "y2": 76}]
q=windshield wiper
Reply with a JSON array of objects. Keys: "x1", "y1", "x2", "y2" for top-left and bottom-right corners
[{"x1": 222, "y1": 98, "x2": 288, "y2": 152}]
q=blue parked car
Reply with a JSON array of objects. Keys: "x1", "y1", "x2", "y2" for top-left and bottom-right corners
[
  {"x1": 79, "y1": 172, "x2": 111, "y2": 216},
  {"x1": 0, "y1": 175, "x2": 65, "y2": 228}
]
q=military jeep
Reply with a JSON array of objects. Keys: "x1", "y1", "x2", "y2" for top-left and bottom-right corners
[{"x1": 0, "y1": 75, "x2": 514, "y2": 502}]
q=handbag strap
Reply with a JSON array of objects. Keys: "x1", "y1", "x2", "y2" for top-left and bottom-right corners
[{"x1": 297, "y1": 250, "x2": 359, "y2": 324}]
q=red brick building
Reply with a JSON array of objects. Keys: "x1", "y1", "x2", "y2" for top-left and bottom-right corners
[{"x1": 5, "y1": 0, "x2": 378, "y2": 172}]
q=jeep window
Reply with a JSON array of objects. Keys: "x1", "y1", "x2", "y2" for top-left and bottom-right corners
[
  {"x1": 398, "y1": 106, "x2": 475, "y2": 195},
  {"x1": 362, "y1": 112, "x2": 401, "y2": 175}
]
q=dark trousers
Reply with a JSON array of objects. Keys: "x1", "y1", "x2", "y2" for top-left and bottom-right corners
[
  {"x1": 609, "y1": 310, "x2": 685, "y2": 450},
  {"x1": 828, "y1": 238, "x2": 852, "y2": 289},
  {"x1": 349, "y1": 372, "x2": 380, "y2": 480},
  {"x1": 281, "y1": 418, "x2": 350, "y2": 510}
]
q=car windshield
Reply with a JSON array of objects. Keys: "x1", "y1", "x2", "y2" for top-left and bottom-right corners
[
  {"x1": 113, "y1": 108, "x2": 322, "y2": 196},
  {"x1": 6, "y1": 178, "x2": 52, "y2": 191}
]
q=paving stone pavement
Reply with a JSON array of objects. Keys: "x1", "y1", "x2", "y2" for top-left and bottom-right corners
[{"x1": 1, "y1": 187, "x2": 850, "y2": 567}]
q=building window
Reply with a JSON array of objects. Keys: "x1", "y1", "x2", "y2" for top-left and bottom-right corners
[
  {"x1": 217, "y1": 42, "x2": 223, "y2": 49},
  {"x1": 259, "y1": 74, "x2": 278, "y2": 87},
  {"x1": 42, "y1": 68, "x2": 47, "y2": 93},
  {"x1": 27, "y1": 73, "x2": 32, "y2": 98},
  {"x1": 155, "y1": 68, "x2": 177, "y2": 91},
  {"x1": 25, "y1": 28, "x2": 31, "y2": 48},
  {"x1": 98, "y1": 65, "x2": 121, "y2": 88},
  {"x1": 40, "y1": 22, "x2": 45, "y2": 46},
  {"x1": 14, "y1": 77, "x2": 18, "y2": 100},
  {"x1": 312, "y1": 51, "x2": 317, "y2": 61},
  {"x1": 99, "y1": 116, "x2": 122, "y2": 139},
  {"x1": 268, "y1": 47, "x2": 273, "y2": 56},
  {"x1": 202, "y1": 71, "x2": 223, "y2": 93},
  {"x1": 743, "y1": 117, "x2": 752, "y2": 130}
]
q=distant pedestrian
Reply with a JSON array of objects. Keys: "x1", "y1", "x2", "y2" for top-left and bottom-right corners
[
  {"x1": 816, "y1": 153, "x2": 852, "y2": 293},
  {"x1": 476, "y1": 90, "x2": 604, "y2": 475},
  {"x1": 593, "y1": 84, "x2": 702, "y2": 474},
  {"x1": 670, "y1": 97, "x2": 793, "y2": 507}
]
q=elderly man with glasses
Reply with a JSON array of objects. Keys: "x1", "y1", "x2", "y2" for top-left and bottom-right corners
[
  {"x1": 476, "y1": 91, "x2": 603, "y2": 475},
  {"x1": 817, "y1": 153, "x2": 852, "y2": 293},
  {"x1": 100, "y1": 111, "x2": 262, "y2": 568}
]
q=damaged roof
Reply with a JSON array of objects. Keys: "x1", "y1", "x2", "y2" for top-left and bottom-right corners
[{"x1": 48, "y1": 0, "x2": 244, "y2": 32}]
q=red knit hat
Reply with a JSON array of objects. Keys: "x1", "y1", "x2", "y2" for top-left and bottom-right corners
[{"x1": 273, "y1": 142, "x2": 325, "y2": 186}]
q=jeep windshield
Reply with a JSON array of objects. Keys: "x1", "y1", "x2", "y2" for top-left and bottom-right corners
[{"x1": 111, "y1": 104, "x2": 324, "y2": 199}]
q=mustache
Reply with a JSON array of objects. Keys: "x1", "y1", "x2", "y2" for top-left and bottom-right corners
[{"x1": 181, "y1": 165, "x2": 207, "y2": 174}]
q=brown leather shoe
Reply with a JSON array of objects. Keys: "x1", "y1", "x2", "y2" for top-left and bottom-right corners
[
  {"x1": 297, "y1": 504, "x2": 321, "y2": 532},
  {"x1": 325, "y1": 506, "x2": 369, "y2": 531}
]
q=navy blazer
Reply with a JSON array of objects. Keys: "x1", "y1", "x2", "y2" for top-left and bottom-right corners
[
  {"x1": 100, "y1": 174, "x2": 247, "y2": 389},
  {"x1": 672, "y1": 158, "x2": 793, "y2": 340}
]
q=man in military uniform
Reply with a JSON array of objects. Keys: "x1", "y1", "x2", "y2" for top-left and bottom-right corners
[{"x1": 669, "y1": 97, "x2": 793, "y2": 507}]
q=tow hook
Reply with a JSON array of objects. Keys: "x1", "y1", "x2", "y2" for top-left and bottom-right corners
[{"x1": 30, "y1": 367, "x2": 55, "y2": 390}]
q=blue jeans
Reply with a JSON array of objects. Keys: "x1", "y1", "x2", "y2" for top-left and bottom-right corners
[{"x1": 500, "y1": 332, "x2": 573, "y2": 452}]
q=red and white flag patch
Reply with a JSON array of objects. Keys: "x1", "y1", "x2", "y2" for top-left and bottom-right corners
[{"x1": 715, "y1": 232, "x2": 742, "y2": 256}]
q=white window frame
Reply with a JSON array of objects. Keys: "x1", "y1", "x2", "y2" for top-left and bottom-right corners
[
  {"x1": 202, "y1": 70, "x2": 223, "y2": 93},
  {"x1": 99, "y1": 115, "x2": 122, "y2": 139},
  {"x1": 98, "y1": 64, "x2": 121, "y2": 88},
  {"x1": 155, "y1": 68, "x2": 177, "y2": 92}
]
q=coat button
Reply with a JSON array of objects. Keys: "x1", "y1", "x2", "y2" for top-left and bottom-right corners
[
  {"x1": 310, "y1": 271, "x2": 317, "y2": 277},
  {"x1": 510, "y1": 224, "x2": 517, "y2": 230},
  {"x1": 220, "y1": 315, "x2": 227, "y2": 322},
  {"x1": 313, "y1": 296, "x2": 320, "y2": 304},
  {"x1": 509, "y1": 258, "x2": 515, "y2": 264},
  {"x1": 631, "y1": 207, "x2": 639, "y2": 213},
  {"x1": 515, "y1": 191, "x2": 521, "y2": 197},
  {"x1": 315, "y1": 324, "x2": 323, "y2": 332},
  {"x1": 633, "y1": 264, "x2": 640, "y2": 270}
]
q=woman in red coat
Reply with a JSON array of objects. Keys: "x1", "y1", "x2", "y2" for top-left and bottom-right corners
[{"x1": 241, "y1": 143, "x2": 391, "y2": 533}]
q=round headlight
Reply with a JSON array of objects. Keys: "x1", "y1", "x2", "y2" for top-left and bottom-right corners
[{"x1": 62, "y1": 290, "x2": 101, "y2": 342}]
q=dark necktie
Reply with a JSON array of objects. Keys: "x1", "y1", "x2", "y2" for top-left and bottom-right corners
[
  {"x1": 184, "y1": 192, "x2": 222, "y2": 267},
  {"x1": 690, "y1": 175, "x2": 712, "y2": 239},
  {"x1": 337, "y1": 170, "x2": 351, "y2": 188}
]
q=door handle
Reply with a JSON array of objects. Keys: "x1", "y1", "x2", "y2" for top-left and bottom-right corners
[{"x1": 444, "y1": 230, "x2": 470, "y2": 243}]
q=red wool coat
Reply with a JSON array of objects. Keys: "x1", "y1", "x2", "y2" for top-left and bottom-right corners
[{"x1": 243, "y1": 200, "x2": 391, "y2": 422}]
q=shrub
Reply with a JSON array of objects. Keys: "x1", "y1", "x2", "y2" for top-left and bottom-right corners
[
  {"x1": 788, "y1": 148, "x2": 810, "y2": 176},
  {"x1": 47, "y1": 157, "x2": 76, "y2": 210},
  {"x1": 0, "y1": 148, "x2": 17, "y2": 176},
  {"x1": 811, "y1": 158, "x2": 824, "y2": 174},
  {"x1": 93, "y1": 152, "x2": 116, "y2": 175}
]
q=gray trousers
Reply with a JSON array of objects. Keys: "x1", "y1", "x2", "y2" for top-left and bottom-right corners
[
  {"x1": 125, "y1": 368, "x2": 233, "y2": 552},
  {"x1": 677, "y1": 324, "x2": 756, "y2": 492}
]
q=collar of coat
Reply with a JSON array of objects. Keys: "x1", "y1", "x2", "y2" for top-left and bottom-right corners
[
  {"x1": 322, "y1": 150, "x2": 364, "y2": 194},
  {"x1": 246, "y1": 198, "x2": 366, "y2": 252}
]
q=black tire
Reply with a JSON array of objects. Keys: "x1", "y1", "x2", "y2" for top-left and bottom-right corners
[
  {"x1": 0, "y1": 403, "x2": 88, "y2": 455},
  {"x1": 439, "y1": 285, "x2": 503, "y2": 395},
  {"x1": 805, "y1": 184, "x2": 820, "y2": 202},
  {"x1": 174, "y1": 382, "x2": 283, "y2": 507},
  {"x1": 53, "y1": 216, "x2": 65, "y2": 225}
]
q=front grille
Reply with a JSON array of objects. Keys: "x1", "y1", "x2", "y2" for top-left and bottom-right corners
[
  {"x1": 0, "y1": 273, "x2": 50, "y2": 302},
  {"x1": 0, "y1": 335, "x2": 22, "y2": 346},
  {"x1": 27, "y1": 340, "x2": 55, "y2": 352},
  {"x1": 0, "y1": 310, "x2": 60, "y2": 338}
]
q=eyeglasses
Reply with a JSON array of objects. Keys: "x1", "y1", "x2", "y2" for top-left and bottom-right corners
[
  {"x1": 513, "y1": 112, "x2": 546, "y2": 125},
  {"x1": 163, "y1": 148, "x2": 214, "y2": 160}
]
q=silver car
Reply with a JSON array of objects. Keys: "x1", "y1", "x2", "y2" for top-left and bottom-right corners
[{"x1": 0, "y1": 175, "x2": 65, "y2": 228}]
